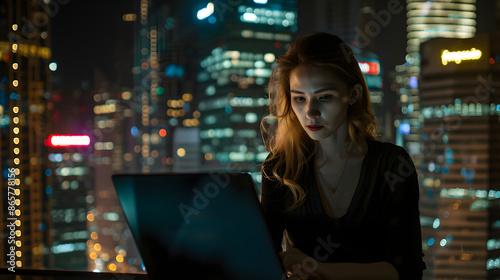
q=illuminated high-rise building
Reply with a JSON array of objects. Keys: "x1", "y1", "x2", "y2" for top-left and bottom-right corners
[
  {"x1": 146, "y1": 0, "x2": 200, "y2": 172},
  {"x1": 395, "y1": 0, "x2": 477, "y2": 159},
  {"x1": 88, "y1": 70, "x2": 143, "y2": 273},
  {"x1": 419, "y1": 33, "x2": 500, "y2": 279},
  {"x1": 0, "y1": 0, "x2": 52, "y2": 270},
  {"x1": 195, "y1": 0, "x2": 297, "y2": 171},
  {"x1": 44, "y1": 134, "x2": 93, "y2": 270},
  {"x1": 391, "y1": 2, "x2": 480, "y2": 279},
  {"x1": 131, "y1": 0, "x2": 199, "y2": 173}
]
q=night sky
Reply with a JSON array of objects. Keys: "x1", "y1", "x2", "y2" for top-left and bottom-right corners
[{"x1": 51, "y1": 0, "x2": 135, "y2": 90}]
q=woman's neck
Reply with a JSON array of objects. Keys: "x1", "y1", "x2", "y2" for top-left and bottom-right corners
[{"x1": 316, "y1": 121, "x2": 349, "y2": 165}]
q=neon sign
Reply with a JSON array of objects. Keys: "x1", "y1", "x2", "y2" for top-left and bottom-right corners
[
  {"x1": 45, "y1": 135, "x2": 91, "y2": 147},
  {"x1": 441, "y1": 48, "x2": 482, "y2": 65},
  {"x1": 358, "y1": 61, "x2": 380, "y2": 75}
]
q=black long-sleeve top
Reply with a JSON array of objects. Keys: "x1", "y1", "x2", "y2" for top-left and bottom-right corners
[{"x1": 261, "y1": 139, "x2": 426, "y2": 279}]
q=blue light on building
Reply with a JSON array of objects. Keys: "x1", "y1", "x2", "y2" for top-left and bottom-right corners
[
  {"x1": 428, "y1": 238, "x2": 435, "y2": 246},
  {"x1": 130, "y1": 126, "x2": 138, "y2": 136},
  {"x1": 399, "y1": 123, "x2": 411, "y2": 134},
  {"x1": 409, "y1": 76, "x2": 418, "y2": 88}
]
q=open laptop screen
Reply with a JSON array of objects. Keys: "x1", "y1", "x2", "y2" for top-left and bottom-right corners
[{"x1": 112, "y1": 172, "x2": 285, "y2": 280}]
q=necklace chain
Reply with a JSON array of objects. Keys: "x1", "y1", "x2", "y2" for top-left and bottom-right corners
[{"x1": 317, "y1": 157, "x2": 349, "y2": 196}]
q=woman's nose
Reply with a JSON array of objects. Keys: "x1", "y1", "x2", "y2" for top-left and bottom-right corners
[{"x1": 306, "y1": 102, "x2": 320, "y2": 119}]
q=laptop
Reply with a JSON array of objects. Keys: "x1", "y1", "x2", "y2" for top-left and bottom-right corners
[{"x1": 111, "y1": 172, "x2": 286, "y2": 280}]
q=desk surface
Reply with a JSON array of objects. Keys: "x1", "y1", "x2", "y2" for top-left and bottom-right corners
[{"x1": 0, "y1": 268, "x2": 150, "y2": 280}]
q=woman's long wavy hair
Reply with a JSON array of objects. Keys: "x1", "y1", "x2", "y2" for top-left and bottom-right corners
[{"x1": 260, "y1": 32, "x2": 377, "y2": 211}]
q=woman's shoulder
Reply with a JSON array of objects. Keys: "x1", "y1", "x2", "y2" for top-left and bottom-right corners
[
  {"x1": 367, "y1": 139, "x2": 411, "y2": 156},
  {"x1": 366, "y1": 139, "x2": 415, "y2": 167}
]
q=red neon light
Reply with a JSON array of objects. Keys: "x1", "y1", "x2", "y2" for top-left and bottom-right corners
[
  {"x1": 45, "y1": 135, "x2": 91, "y2": 147},
  {"x1": 358, "y1": 61, "x2": 380, "y2": 75}
]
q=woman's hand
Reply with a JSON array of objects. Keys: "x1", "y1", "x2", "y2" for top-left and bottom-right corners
[{"x1": 279, "y1": 248, "x2": 321, "y2": 280}]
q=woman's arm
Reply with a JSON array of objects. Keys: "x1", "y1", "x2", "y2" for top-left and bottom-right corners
[
  {"x1": 315, "y1": 261, "x2": 398, "y2": 280},
  {"x1": 280, "y1": 248, "x2": 398, "y2": 280}
]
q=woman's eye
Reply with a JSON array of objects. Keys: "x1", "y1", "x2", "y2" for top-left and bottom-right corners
[
  {"x1": 319, "y1": 95, "x2": 333, "y2": 101},
  {"x1": 293, "y1": 97, "x2": 306, "y2": 102}
]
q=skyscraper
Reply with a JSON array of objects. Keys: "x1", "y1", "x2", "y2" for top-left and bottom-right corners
[
  {"x1": 88, "y1": 71, "x2": 143, "y2": 273},
  {"x1": 196, "y1": 0, "x2": 297, "y2": 171},
  {"x1": 0, "y1": 0, "x2": 52, "y2": 270},
  {"x1": 419, "y1": 33, "x2": 500, "y2": 279},
  {"x1": 44, "y1": 134, "x2": 93, "y2": 270},
  {"x1": 395, "y1": 0, "x2": 477, "y2": 159},
  {"x1": 148, "y1": 0, "x2": 200, "y2": 172}
]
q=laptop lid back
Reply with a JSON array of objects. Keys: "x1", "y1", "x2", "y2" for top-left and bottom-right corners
[{"x1": 112, "y1": 172, "x2": 284, "y2": 280}]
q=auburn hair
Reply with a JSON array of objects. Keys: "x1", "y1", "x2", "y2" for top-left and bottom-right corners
[{"x1": 260, "y1": 32, "x2": 377, "y2": 211}]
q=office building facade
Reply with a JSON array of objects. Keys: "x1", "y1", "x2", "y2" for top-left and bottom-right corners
[
  {"x1": 196, "y1": 0, "x2": 297, "y2": 171},
  {"x1": 419, "y1": 33, "x2": 500, "y2": 279},
  {"x1": 0, "y1": 0, "x2": 52, "y2": 270},
  {"x1": 395, "y1": 0, "x2": 477, "y2": 159}
]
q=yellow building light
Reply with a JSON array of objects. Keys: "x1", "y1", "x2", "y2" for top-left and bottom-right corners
[
  {"x1": 182, "y1": 93, "x2": 193, "y2": 101},
  {"x1": 12, "y1": 63, "x2": 18, "y2": 70},
  {"x1": 122, "y1": 14, "x2": 137, "y2": 21},
  {"x1": 441, "y1": 48, "x2": 482, "y2": 65},
  {"x1": 177, "y1": 148, "x2": 186, "y2": 157}
]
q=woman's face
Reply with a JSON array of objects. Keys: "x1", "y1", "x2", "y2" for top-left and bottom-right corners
[{"x1": 289, "y1": 66, "x2": 358, "y2": 141}]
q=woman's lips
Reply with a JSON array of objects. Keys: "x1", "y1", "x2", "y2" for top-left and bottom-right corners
[{"x1": 307, "y1": 125, "x2": 324, "y2": 131}]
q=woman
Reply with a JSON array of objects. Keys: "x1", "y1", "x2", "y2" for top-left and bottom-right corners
[{"x1": 260, "y1": 32, "x2": 426, "y2": 279}]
